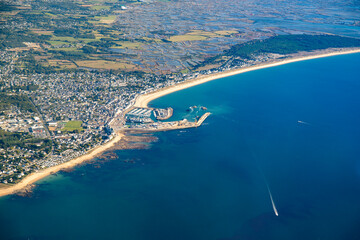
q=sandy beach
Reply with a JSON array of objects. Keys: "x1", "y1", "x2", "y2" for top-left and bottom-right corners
[
  {"x1": 134, "y1": 48, "x2": 360, "y2": 108},
  {"x1": 0, "y1": 132, "x2": 125, "y2": 197},
  {"x1": 1, "y1": 47, "x2": 359, "y2": 198}
]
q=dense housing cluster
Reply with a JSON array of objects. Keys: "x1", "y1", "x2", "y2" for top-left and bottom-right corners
[{"x1": 1, "y1": 0, "x2": 360, "y2": 184}]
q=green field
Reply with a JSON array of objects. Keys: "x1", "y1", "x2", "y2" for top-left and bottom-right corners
[
  {"x1": 169, "y1": 34, "x2": 208, "y2": 42},
  {"x1": 51, "y1": 36, "x2": 77, "y2": 42},
  {"x1": 112, "y1": 41, "x2": 143, "y2": 49},
  {"x1": 52, "y1": 47, "x2": 79, "y2": 51},
  {"x1": 91, "y1": 5, "x2": 110, "y2": 10},
  {"x1": 62, "y1": 121, "x2": 83, "y2": 132},
  {"x1": 93, "y1": 15, "x2": 117, "y2": 24}
]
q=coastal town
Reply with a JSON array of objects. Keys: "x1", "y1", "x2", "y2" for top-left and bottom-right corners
[
  {"x1": 3, "y1": 46, "x2": 360, "y2": 185},
  {"x1": 1, "y1": 0, "x2": 360, "y2": 188},
  {"x1": 0, "y1": 46, "x2": 212, "y2": 184},
  {"x1": 0, "y1": 40, "x2": 287, "y2": 184},
  {"x1": 2, "y1": 0, "x2": 360, "y2": 239}
]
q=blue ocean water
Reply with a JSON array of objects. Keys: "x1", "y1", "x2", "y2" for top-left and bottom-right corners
[{"x1": 1, "y1": 53, "x2": 360, "y2": 240}]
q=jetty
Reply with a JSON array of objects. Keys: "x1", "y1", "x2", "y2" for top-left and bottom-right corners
[
  {"x1": 195, "y1": 112, "x2": 211, "y2": 126},
  {"x1": 126, "y1": 112, "x2": 211, "y2": 132}
]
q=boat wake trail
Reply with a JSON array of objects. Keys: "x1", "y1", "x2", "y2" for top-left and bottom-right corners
[
  {"x1": 266, "y1": 182, "x2": 279, "y2": 216},
  {"x1": 297, "y1": 120, "x2": 311, "y2": 126},
  {"x1": 249, "y1": 150, "x2": 279, "y2": 217}
]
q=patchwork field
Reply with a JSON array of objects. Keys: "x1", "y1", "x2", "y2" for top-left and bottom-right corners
[
  {"x1": 46, "y1": 60, "x2": 77, "y2": 69},
  {"x1": 112, "y1": 41, "x2": 143, "y2": 49},
  {"x1": 76, "y1": 60, "x2": 137, "y2": 70},
  {"x1": 169, "y1": 30, "x2": 239, "y2": 42},
  {"x1": 94, "y1": 15, "x2": 117, "y2": 24},
  {"x1": 169, "y1": 35, "x2": 208, "y2": 42}
]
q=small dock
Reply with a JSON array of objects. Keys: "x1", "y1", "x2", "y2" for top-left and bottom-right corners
[{"x1": 154, "y1": 107, "x2": 173, "y2": 120}]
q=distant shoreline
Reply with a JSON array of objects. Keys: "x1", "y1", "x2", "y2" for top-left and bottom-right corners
[
  {"x1": 134, "y1": 48, "x2": 360, "y2": 108},
  {"x1": 1, "y1": 47, "x2": 360, "y2": 198}
]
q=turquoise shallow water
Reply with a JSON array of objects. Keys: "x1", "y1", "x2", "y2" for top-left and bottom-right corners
[{"x1": 1, "y1": 53, "x2": 360, "y2": 240}]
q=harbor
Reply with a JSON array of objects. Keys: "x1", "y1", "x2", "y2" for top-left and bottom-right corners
[
  {"x1": 122, "y1": 105, "x2": 210, "y2": 132},
  {"x1": 126, "y1": 112, "x2": 211, "y2": 132}
]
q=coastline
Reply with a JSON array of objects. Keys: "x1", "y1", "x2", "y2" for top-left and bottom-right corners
[
  {"x1": 134, "y1": 48, "x2": 360, "y2": 108},
  {"x1": 1, "y1": 47, "x2": 359, "y2": 198},
  {"x1": 0, "y1": 132, "x2": 125, "y2": 197}
]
